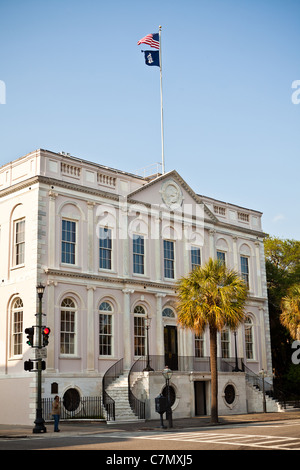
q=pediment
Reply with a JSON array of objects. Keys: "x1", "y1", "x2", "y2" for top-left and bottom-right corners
[{"x1": 128, "y1": 170, "x2": 218, "y2": 223}]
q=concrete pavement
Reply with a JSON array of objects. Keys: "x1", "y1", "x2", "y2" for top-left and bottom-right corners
[{"x1": 1, "y1": 411, "x2": 300, "y2": 439}]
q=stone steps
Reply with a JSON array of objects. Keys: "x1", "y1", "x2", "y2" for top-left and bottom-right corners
[{"x1": 106, "y1": 374, "x2": 142, "y2": 422}]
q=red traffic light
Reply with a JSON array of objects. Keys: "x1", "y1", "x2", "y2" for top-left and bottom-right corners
[{"x1": 42, "y1": 327, "x2": 51, "y2": 346}]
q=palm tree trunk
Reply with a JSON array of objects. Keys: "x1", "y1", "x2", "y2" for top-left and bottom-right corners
[{"x1": 210, "y1": 326, "x2": 218, "y2": 424}]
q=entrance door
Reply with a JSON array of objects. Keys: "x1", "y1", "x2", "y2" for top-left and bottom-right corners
[
  {"x1": 194, "y1": 381, "x2": 207, "y2": 415},
  {"x1": 164, "y1": 326, "x2": 178, "y2": 370}
]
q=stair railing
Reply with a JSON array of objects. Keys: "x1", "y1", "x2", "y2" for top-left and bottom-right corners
[
  {"x1": 128, "y1": 357, "x2": 146, "y2": 419},
  {"x1": 102, "y1": 358, "x2": 123, "y2": 421}
]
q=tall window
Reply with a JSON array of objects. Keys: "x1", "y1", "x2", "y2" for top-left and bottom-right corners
[
  {"x1": 11, "y1": 298, "x2": 23, "y2": 356},
  {"x1": 60, "y1": 298, "x2": 76, "y2": 354},
  {"x1": 221, "y1": 328, "x2": 230, "y2": 358},
  {"x1": 245, "y1": 316, "x2": 254, "y2": 359},
  {"x1": 99, "y1": 227, "x2": 112, "y2": 270},
  {"x1": 99, "y1": 301, "x2": 113, "y2": 356},
  {"x1": 134, "y1": 305, "x2": 146, "y2": 356},
  {"x1": 61, "y1": 220, "x2": 76, "y2": 264},
  {"x1": 195, "y1": 333, "x2": 204, "y2": 358},
  {"x1": 217, "y1": 251, "x2": 226, "y2": 265},
  {"x1": 133, "y1": 234, "x2": 144, "y2": 274},
  {"x1": 241, "y1": 256, "x2": 249, "y2": 286},
  {"x1": 191, "y1": 246, "x2": 201, "y2": 270},
  {"x1": 164, "y1": 240, "x2": 175, "y2": 279},
  {"x1": 14, "y1": 219, "x2": 25, "y2": 266}
]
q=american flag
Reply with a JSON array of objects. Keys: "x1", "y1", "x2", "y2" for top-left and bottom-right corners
[{"x1": 137, "y1": 33, "x2": 159, "y2": 49}]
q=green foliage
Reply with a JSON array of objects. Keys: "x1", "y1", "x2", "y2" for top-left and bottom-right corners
[{"x1": 264, "y1": 235, "x2": 300, "y2": 381}]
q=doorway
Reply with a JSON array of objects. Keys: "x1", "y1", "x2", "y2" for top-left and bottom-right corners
[
  {"x1": 164, "y1": 325, "x2": 178, "y2": 370},
  {"x1": 194, "y1": 381, "x2": 207, "y2": 415}
]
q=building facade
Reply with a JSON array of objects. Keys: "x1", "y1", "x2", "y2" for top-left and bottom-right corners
[{"x1": 0, "y1": 149, "x2": 273, "y2": 425}]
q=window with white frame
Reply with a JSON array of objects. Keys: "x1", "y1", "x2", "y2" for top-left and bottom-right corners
[
  {"x1": 191, "y1": 246, "x2": 201, "y2": 270},
  {"x1": 99, "y1": 301, "x2": 113, "y2": 356},
  {"x1": 240, "y1": 256, "x2": 249, "y2": 286},
  {"x1": 133, "y1": 234, "x2": 144, "y2": 274},
  {"x1": 163, "y1": 240, "x2": 175, "y2": 279},
  {"x1": 14, "y1": 218, "x2": 25, "y2": 266},
  {"x1": 99, "y1": 227, "x2": 112, "y2": 270},
  {"x1": 60, "y1": 298, "x2": 76, "y2": 354},
  {"x1": 134, "y1": 305, "x2": 146, "y2": 356},
  {"x1": 195, "y1": 332, "x2": 204, "y2": 358},
  {"x1": 61, "y1": 219, "x2": 76, "y2": 264},
  {"x1": 245, "y1": 316, "x2": 254, "y2": 359},
  {"x1": 11, "y1": 297, "x2": 23, "y2": 356},
  {"x1": 221, "y1": 327, "x2": 230, "y2": 358},
  {"x1": 162, "y1": 307, "x2": 175, "y2": 318},
  {"x1": 217, "y1": 250, "x2": 226, "y2": 265}
]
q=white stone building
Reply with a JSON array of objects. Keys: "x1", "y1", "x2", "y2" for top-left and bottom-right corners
[{"x1": 0, "y1": 149, "x2": 274, "y2": 425}]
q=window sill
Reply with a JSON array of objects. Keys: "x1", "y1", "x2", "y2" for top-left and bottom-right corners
[
  {"x1": 10, "y1": 264, "x2": 25, "y2": 271},
  {"x1": 59, "y1": 355, "x2": 81, "y2": 359}
]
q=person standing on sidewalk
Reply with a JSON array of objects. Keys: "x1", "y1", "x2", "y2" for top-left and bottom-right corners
[{"x1": 51, "y1": 395, "x2": 61, "y2": 432}]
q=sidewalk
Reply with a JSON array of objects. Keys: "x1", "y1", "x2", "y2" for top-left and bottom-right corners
[{"x1": 1, "y1": 411, "x2": 300, "y2": 439}]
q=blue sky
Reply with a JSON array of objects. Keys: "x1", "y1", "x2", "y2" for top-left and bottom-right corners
[{"x1": 0, "y1": 0, "x2": 299, "y2": 239}]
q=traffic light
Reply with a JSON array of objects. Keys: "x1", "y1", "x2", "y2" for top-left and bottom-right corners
[
  {"x1": 24, "y1": 360, "x2": 34, "y2": 371},
  {"x1": 25, "y1": 327, "x2": 34, "y2": 347},
  {"x1": 42, "y1": 327, "x2": 50, "y2": 347}
]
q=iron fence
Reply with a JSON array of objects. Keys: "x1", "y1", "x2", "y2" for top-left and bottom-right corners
[{"x1": 42, "y1": 396, "x2": 105, "y2": 420}]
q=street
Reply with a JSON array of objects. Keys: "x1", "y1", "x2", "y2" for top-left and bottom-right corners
[{"x1": 1, "y1": 418, "x2": 300, "y2": 452}]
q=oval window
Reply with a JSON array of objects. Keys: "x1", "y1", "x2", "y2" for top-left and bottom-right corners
[
  {"x1": 63, "y1": 388, "x2": 80, "y2": 412},
  {"x1": 224, "y1": 384, "x2": 235, "y2": 405}
]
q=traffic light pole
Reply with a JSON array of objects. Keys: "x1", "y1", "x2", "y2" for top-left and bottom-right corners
[{"x1": 33, "y1": 284, "x2": 47, "y2": 434}]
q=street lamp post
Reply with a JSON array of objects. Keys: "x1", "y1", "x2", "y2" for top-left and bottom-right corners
[
  {"x1": 162, "y1": 365, "x2": 173, "y2": 428},
  {"x1": 33, "y1": 283, "x2": 47, "y2": 434},
  {"x1": 143, "y1": 314, "x2": 154, "y2": 372},
  {"x1": 232, "y1": 330, "x2": 241, "y2": 372}
]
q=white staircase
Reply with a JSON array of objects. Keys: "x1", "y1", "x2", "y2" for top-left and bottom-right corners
[{"x1": 105, "y1": 374, "x2": 143, "y2": 423}]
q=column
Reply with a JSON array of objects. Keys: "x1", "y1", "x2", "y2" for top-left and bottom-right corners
[
  {"x1": 87, "y1": 202, "x2": 95, "y2": 273},
  {"x1": 122, "y1": 288, "x2": 134, "y2": 370},
  {"x1": 209, "y1": 229, "x2": 215, "y2": 258},
  {"x1": 48, "y1": 191, "x2": 57, "y2": 267},
  {"x1": 155, "y1": 293, "x2": 166, "y2": 356},
  {"x1": 255, "y1": 241, "x2": 262, "y2": 297},
  {"x1": 120, "y1": 200, "x2": 129, "y2": 277},
  {"x1": 46, "y1": 280, "x2": 56, "y2": 372},
  {"x1": 152, "y1": 211, "x2": 161, "y2": 281},
  {"x1": 232, "y1": 236, "x2": 239, "y2": 271},
  {"x1": 86, "y1": 286, "x2": 96, "y2": 371}
]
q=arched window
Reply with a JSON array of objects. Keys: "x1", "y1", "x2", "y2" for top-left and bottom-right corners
[
  {"x1": 60, "y1": 298, "x2": 76, "y2": 355},
  {"x1": 162, "y1": 307, "x2": 175, "y2": 318},
  {"x1": 245, "y1": 316, "x2": 254, "y2": 360},
  {"x1": 134, "y1": 305, "x2": 146, "y2": 356},
  {"x1": 11, "y1": 298, "x2": 23, "y2": 356},
  {"x1": 99, "y1": 301, "x2": 113, "y2": 356}
]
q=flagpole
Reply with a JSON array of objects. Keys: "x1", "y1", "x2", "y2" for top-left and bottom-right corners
[{"x1": 159, "y1": 25, "x2": 165, "y2": 174}]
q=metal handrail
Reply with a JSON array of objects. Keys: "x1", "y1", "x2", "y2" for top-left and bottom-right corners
[
  {"x1": 128, "y1": 357, "x2": 146, "y2": 419},
  {"x1": 102, "y1": 358, "x2": 123, "y2": 421}
]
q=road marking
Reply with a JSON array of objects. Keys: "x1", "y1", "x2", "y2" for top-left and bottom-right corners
[{"x1": 135, "y1": 431, "x2": 300, "y2": 450}]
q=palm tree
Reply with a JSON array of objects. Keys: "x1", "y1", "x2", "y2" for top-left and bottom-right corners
[
  {"x1": 280, "y1": 285, "x2": 300, "y2": 340},
  {"x1": 176, "y1": 258, "x2": 248, "y2": 424}
]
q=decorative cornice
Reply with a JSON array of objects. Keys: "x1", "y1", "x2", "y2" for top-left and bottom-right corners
[
  {"x1": 0, "y1": 174, "x2": 267, "y2": 239},
  {"x1": 44, "y1": 268, "x2": 177, "y2": 292}
]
